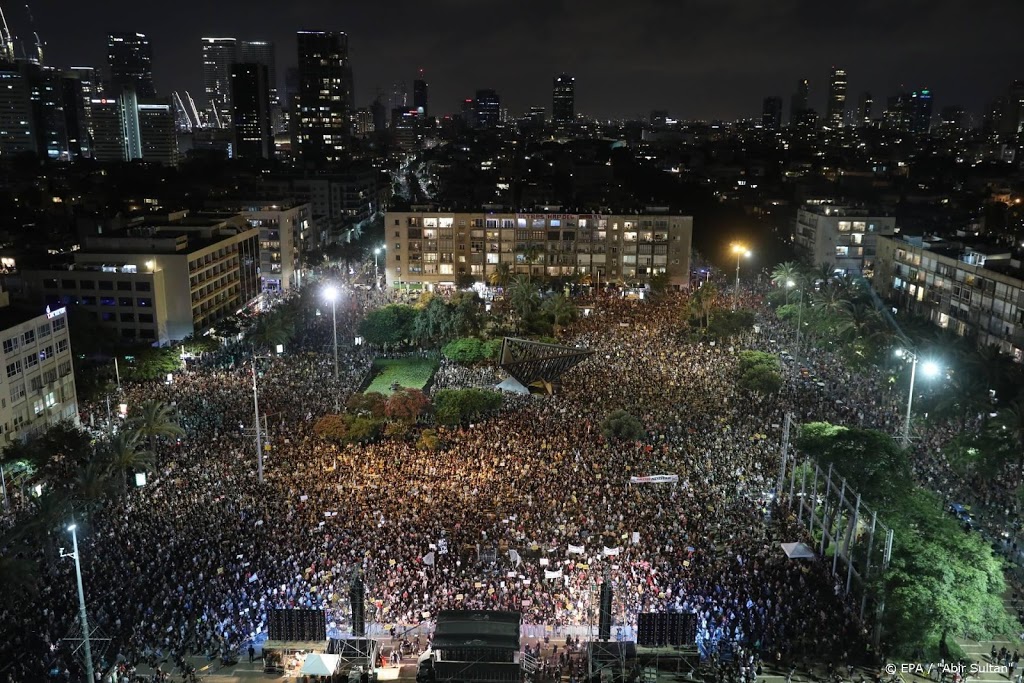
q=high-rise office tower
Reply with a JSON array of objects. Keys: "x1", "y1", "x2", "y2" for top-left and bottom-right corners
[
  {"x1": 474, "y1": 89, "x2": 500, "y2": 128},
  {"x1": 239, "y1": 40, "x2": 279, "y2": 130},
  {"x1": 790, "y1": 79, "x2": 809, "y2": 125},
  {"x1": 107, "y1": 32, "x2": 155, "y2": 97},
  {"x1": 370, "y1": 97, "x2": 387, "y2": 132},
  {"x1": 89, "y1": 98, "x2": 124, "y2": 161},
  {"x1": 857, "y1": 91, "x2": 873, "y2": 127},
  {"x1": 883, "y1": 92, "x2": 912, "y2": 132},
  {"x1": 137, "y1": 99, "x2": 178, "y2": 165},
  {"x1": 1000, "y1": 81, "x2": 1024, "y2": 138},
  {"x1": 68, "y1": 66, "x2": 101, "y2": 143},
  {"x1": 826, "y1": 67, "x2": 847, "y2": 128},
  {"x1": 231, "y1": 63, "x2": 272, "y2": 159},
  {"x1": 910, "y1": 89, "x2": 933, "y2": 136},
  {"x1": 295, "y1": 30, "x2": 352, "y2": 164},
  {"x1": 761, "y1": 96, "x2": 782, "y2": 130},
  {"x1": 202, "y1": 37, "x2": 237, "y2": 128},
  {"x1": 0, "y1": 67, "x2": 34, "y2": 156},
  {"x1": 552, "y1": 73, "x2": 574, "y2": 125},
  {"x1": 413, "y1": 71, "x2": 428, "y2": 117}
]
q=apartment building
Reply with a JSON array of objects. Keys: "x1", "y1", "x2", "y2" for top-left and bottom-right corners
[
  {"x1": 384, "y1": 211, "x2": 693, "y2": 289},
  {"x1": 0, "y1": 304, "x2": 78, "y2": 444},
  {"x1": 794, "y1": 204, "x2": 896, "y2": 276},
  {"x1": 874, "y1": 235, "x2": 1024, "y2": 361},
  {"x1": 23, "y1": 221, "x2": 259, "y2": 345},
  {"x1": 204, "y1": 200, "x2": 311, "y2": 292}
]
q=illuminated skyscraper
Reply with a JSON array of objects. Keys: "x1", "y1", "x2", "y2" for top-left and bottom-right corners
[
  {"x1": 474, "y1": 89, "x2": 500, "y2": 128},
  {"x1": 202, "y1": 37, "x2": 237, "y2": 128},
  {"x1": 231, "y1": 62, "x2": 272, "y2": 159},
  {"x1": 552, "y1": 73, "x2": 574, "y2": 125},
  {"x1": 857, "y1": 91, "x2": 873, "y2": 127},
  {"x1": 413, "y1": 72, "x2": 428, "y2": 117},
  {"x1": 107, "y1": 32, "x2": 155, "y2": 97},
  {"x1": 761, "y1": 96, "x2": 782, "y2": 130},
  {"x1": 910, "y1": 89, "x2": 933, "y2": 136},
  {"x1": 295, "y1": 30, "x2": 352, "y2": 164},
  {"x1": 826, "y1": 67, "x2": 847, "y2": 128}
]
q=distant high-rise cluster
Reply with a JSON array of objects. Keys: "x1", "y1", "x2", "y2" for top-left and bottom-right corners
[
  {"x1": 552, "y1": 73, "x2": 575, "y2": 126},
  {"x1": 826, "y1": 67, "x2": 847, "y2": 128}
]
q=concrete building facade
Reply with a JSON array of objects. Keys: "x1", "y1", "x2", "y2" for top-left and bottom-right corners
[
  {"x1": 24, "y1": 220, "x2": 259, "y2": 346},
  {"x1": 0, "y1": 304, "x2": 78, "y2": 444},
  {"x1": 794, "y1": 204, "x2": 896, "y2": 276},
  {"x1": 384, "y1": 211, "x2": 692, "y2": 289},
  {"x1": 873, "y1": 236, "x2": 1024, "y2": 361}
]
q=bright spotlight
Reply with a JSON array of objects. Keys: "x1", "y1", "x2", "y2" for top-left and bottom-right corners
[
  {"x1": 67, "y1": 524, "x2": 77, "y2": 532},
  {"x1": 323, "y1": 285, "x2": 339, "y2": 302},
  {"x1": 921, "y1": 361, "x2": 940, "y2": 378}
]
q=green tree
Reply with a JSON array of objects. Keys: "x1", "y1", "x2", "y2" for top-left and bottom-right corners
[
  {"x1": 541, "y1": 294, "x2": 578, "y2": 336},
  {"x1": 346, "y1": 392, "x2": 387, "y2": 417},
  {"x1": 100, "y1": 429, "x2": 153, "y2": 490},
  {"x1": 489, "y1": 262, "x2": 512, "y2": 288},
  {"x1": 433, "y1": 388, "x2": 503, "y2": 425},
  {"x1": 131, "y1": 399, "x2": 185, "y2": 455},
  {"x1": 358, "y1": 304, "x2": 418, "y2": 346},
  {"x1": 648, "y1": 272, "x2": 670, "y2": 294},
  {"x1": 705, "y1": 309, "x2": 756, "y2": 339},
  {"x1": 508, "y1": 275, "x2": 540, "y2": 328},
  {"x1": 737, "y1": 365, "x2": 783, "y2": 394},
  {"x1": 247, "y1": 310, "x2": 295, "y2": 350},
  {"x1": 416, "y1": 428, "x2": 440, "y2": 452},
  {"x1": 449, "y1": 291, "x2": 484, "y2": 337},
  {"x1": 770, "y1": 261, "x2": 803, "y2": 288},
  {"x1": 600, "y1": 410, "x2": 645, "y2": 441},
  {"x1": 126, "y1": 347, "x2": 182, "y2": 382},
  {"x1": 442, "y1": 337, "x2": 486, "y2": 364},
  {"x1": 992, "y1": 399, "x2": 1024, "y2": 467}
]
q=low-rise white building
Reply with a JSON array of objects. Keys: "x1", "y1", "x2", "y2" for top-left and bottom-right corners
[
  {"x1": 794, "y1": 204, "x2": 896, "y2": 276},
  {"x1": 0, "y1": 302, "x2": 78, "y2": 444}
]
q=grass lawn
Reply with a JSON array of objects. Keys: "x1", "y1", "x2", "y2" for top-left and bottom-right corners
[{"x1": 364, "y1": 358, "x2": 438, "y2": 395}]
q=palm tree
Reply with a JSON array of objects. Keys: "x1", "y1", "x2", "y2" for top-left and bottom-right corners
[
  {"x1": 541, "y1": 294, "x2": 578, "y2": 336},
  {"x1": 520, "y1": 245, "x2": 546, "y2": 282},
  {"x1": 488, "y1": 262, "x2": 512, "y2": 289},
  {"x1": 132, "y1": 399, "x2": 185, "y2": 456},
  {"x1": 100, "y1": 429, "x2": 153, "y2": 490},
  {"x1": 770, "y1": 261, "x2": 803, "y2": 288},
  {"x1": 508, "y1": 275, "x2": 539, "y2": 329},
  {"x1": 71, "y1": 459, "x2": 113, "y2": 514},
  {"x1": 249, "y1": 311, "x2": 295, "y2": 350}
]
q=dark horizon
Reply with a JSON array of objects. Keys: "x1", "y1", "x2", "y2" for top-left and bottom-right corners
[{"x1": 25, "y1": 0, "x2": 1024, "y2": 121}]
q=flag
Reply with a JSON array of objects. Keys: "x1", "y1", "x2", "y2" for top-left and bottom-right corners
[
  {"x1": 423, "y1": 552, "x2": 435, "y2": 566},
  {"x1": 248, "y1": 572, "x2": 258, "y2": 583},
  {"x1": 632, "y1": 532, "x2": 640, "y2": 544},
  {"x1": 544, "y1": 568, "x2": 563, "y2": 579},
  {"x1": 567, "y1": 544, "x2": 585, "y2": 555},
  {"x1": 602, "y1": 546, "x2": 621, "y2": 557},
  {"x1": 508, "y1": 549, "x2": 522, "y2": 566}
]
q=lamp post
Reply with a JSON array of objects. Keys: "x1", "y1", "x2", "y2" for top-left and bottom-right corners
[
  {"x1": 323, "y1": 286, "x2": 339, "y2": 382},
  {"x1": 731, "y1": 244, "x2": 751, "y2": 310},
  {"x1": 787, "y1": 279, "x2": 804, "y2": 353},
  {"x1": 373, "y1": 246, "x2": 385, "y2": 288},
  {"x1": 895, "y1": 348, "x2": 940, "y2": 447},
  {"x1": 251, "y1": 361, "x2": 264, "y2": 483},
  {"x1": 62, "y1": 523, "x2": 94, "y2": 683}
]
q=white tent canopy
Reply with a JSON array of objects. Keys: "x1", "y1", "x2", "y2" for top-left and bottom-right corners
[
  {"x1": 300, "y1": 653, "x2": 341, "y2": 676},
  {"x1": 495, "y1": 377, "x2": 530, "y2": 394},
  {"x1": 780, "y1": 542, "x2": 816, "y2": 559}
]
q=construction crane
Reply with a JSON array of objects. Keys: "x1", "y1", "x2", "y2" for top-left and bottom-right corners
[
  {"x1": 172, "y1": 92, "x2": 193, "y2": 132},
  {"x1": 0, "y1": 4, "x2": 15, "y2": 63},
  {"x1": 184, "y1": 91, "x2": 204, "y2": 129},
  {"x1": 32, "y1": 29, "x2": 41, "y2": 64}
]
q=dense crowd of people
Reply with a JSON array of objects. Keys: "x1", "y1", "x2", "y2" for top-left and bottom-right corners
[{"x1": 0, "y1": 281, "x2": 989, "y2": 681}]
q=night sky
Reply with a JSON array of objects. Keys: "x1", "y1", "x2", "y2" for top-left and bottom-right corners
[{"x1": 29, "y1": 0, "x2": 1024, "y2": 120}]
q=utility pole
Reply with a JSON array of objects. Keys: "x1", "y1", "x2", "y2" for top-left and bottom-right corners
[
  {"x1": 771, "y1": 412, "x2": 792, "y2": 520},
  {"x1": 251, "y1": 362, "x2": 264, "y2": 483},
  {"x1": 62, "y1": 522, "x2": 94, "y2": 683},
  {"x1": 113, "y1": 356, "x2": 121, "y2": 391}
]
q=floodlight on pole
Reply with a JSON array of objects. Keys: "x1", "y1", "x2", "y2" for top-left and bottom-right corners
[
  {"x1": 322, "y1": 286, "x2": 340, "y2": 383},
  {"x1": 61, "y1": 521, "x2": 94, "y2": 683},
  {"x1": 731, "y1": 243, "x2": 751, "y2": 310},
  {"x1": 786, "y1": 278, "x2": 804, "y2": 353},
  {"x1": 895, "y1": 348, "x2": 941, "y2": 447}
]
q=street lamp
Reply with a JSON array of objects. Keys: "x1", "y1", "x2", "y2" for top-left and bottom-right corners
[
  {"x1": 61, "y1": 522, "x2": 94, "y2": 683},
  {"x1": 895, "y1": 348, "x2": 941, "y2": 447},
  {"x1": 786, "y1": 279, "x2": 804, "y2": 353},
  {"x1": 323, "y1": 285, "x2": 340, "y2": 382},
  {"x1": 731, "y1": 244, "x2": 752, "y2": 310},
  {"x1": 373, "y1": 246, "x2": 385, "y2": 288}
]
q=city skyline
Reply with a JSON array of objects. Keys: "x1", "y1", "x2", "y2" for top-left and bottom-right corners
[{"x1": 30, "y1": 0, "x2": 1024, "y2": 120}]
